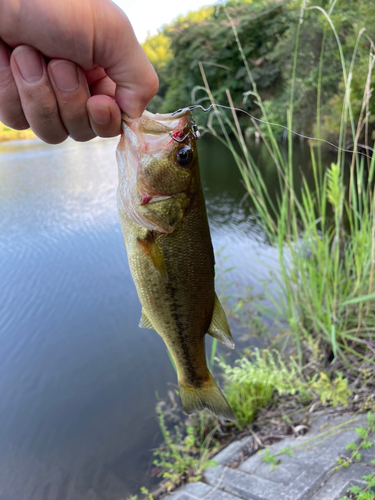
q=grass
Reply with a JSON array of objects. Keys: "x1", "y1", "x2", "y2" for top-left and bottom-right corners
[
  {"x1": 0, "y1": 122, "x2": 35, "y2": 142},
  {"x1": 151, "y1": 404, "x2": 219, "y2": 492},
  {"x1": 195, "y1": 1, "x2": 375, "y2": 373}
]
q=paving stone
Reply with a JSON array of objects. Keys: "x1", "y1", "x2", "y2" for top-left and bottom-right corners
[
  {"x1": 171, "y1": 493, "x2": 199, "y2": 500},
  {"x1": 311, "y1": 464, "x2": 370, "y2": 500},
  {"x1": 169, "y1": 481, "x2": 240, "y2": 500},
  {"x1": 283, "y1": 464, "x2": 333, "y2": 500},
  {"x1": 214, "y1": 437, "x2": 253, "y2": 466},
  {"x1": 204, "y1": 464, "x2": 290, "y2": 500}
]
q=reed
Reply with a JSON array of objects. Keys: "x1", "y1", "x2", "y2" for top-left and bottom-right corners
[{"x1": 197, "y1": 2, "x2": 375, "y2": 370}]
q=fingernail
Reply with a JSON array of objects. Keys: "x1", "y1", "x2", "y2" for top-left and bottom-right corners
[
  {"x1": 50, "y1": 60, "x2": 79, "y2": 92},
  {"x1": 0, "y1": 42, "x2": 10, "y2": 69},
  {"x1": 88, "y1": 105, "x2": 111, "y2": 125},
  {"x1": 13, "y1": 47, "x2": 43, "y2": 83}
]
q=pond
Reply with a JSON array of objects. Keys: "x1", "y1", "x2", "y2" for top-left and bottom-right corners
[{"x1": 0, "y1": 133, "x2": 319, "y2": 499}]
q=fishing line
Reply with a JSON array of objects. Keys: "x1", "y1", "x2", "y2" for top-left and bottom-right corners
[{"x1": 173, "y1": 104, "x2": 374, "y2": 161}]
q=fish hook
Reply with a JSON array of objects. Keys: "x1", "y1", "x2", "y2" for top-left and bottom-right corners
[{"x1": 170, "y1": 132, "x2": 189, "y2": 143}]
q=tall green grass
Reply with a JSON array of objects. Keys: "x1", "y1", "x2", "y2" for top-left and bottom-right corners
[{"x1": 197, "y1": 2, "x2": 375, "y2": 370}]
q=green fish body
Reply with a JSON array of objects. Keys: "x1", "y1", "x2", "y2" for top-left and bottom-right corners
[{"x1": 116, "y1": 109, "x2": 235, "y2": 421}]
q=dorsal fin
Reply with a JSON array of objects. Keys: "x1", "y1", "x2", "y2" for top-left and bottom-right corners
[{"x1": 207, "y1": 293, "x2": 235, "y2": 349}]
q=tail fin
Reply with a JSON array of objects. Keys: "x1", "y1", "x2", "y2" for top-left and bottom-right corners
[{"x1": 179, "y1": 374, "x2": 235, "y2": 422}]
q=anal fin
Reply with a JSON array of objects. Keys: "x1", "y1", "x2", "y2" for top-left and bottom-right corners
[
  {"x1": 207, "y1": 293, "x2": 235, "y2": 349},
  {"x1": 139, "y1": 310, "x2": 154, "y2": 330}
]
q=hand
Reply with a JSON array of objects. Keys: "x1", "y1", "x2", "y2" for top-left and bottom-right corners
[{"x1": 0, "y1": 0, "x2": 158, "y2": 144}]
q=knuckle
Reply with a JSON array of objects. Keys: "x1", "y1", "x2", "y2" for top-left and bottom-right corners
[
  {"x1": 20, "y1": 87, "x2": 58, "y2": 125},
  {"x1": 148, "y1": 70, "x2": 159, "y2": 98},
  {"x1": 36, "y1": 103, "x2": 59, "y2": 124},
  {"x1": 139, "y1": 67, "x2": 159, "y2": 107},
  {"x1": 0, "y1": 74, "x2": 28, "y2": 129}
]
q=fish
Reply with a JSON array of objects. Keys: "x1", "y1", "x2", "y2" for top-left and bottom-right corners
[{"x1": 116, "y1": 109, "x2": 235, "y2": 421}]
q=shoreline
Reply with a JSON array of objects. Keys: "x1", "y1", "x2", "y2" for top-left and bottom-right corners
[{"x1": 0, "y1": 129, "x2": 36, "y2": 142}]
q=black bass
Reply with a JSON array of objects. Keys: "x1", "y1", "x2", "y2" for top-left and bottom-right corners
[{"x1": 116, "y1": 109, "x2": 235, "y2": 421}]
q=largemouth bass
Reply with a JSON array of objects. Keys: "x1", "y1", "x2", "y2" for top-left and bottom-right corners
[{"x1": 116, "y1": 109, "x2": 235, "y2": 421}]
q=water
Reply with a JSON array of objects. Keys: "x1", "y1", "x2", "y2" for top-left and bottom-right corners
[{"x1": 0, "y1": 135, "x2": 305, "y2": 500}]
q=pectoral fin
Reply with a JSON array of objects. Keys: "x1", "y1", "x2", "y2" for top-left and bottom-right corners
[
  {"x1": 137, "y1": 193, "x2": 190, "y2": 234},
  {"x1": 207, "y1": 293, "x2": 235, "y2": 349},
  {"x1": 137, "y1": 231, "x2": 168, "y2": 282},
  {"x1": 139, "y1": 310, "x2": 154, "y2": 330}
]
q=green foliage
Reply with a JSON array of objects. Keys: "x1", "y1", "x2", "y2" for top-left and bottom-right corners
[
  {"x1": 144, "y1": 0, "x2": 289, "y2": 115},
  {"x1": 202, "y1": 0, "x2": 375, "y2": 369},
  {"x1": 335, "y1": 413, "x2": 375, "y2": 472},
  {"x1": 261, "y1": 448, "x2": 281, "y2": 469},
  {"x1": 218, "y1": 347, "x2": 356, "y2": 428},
  {"x1": 339, "y1": 474, "x2": 375, "y2": 500},
  {"x1": 280, "y1": 446, "x2": 294, "y2": 457},
  {"x1": 218, "y1": 348, "x2": 310, "y2": 428},
  {"x1": 326, "y1": 162, "x2": 343, "y2": 211},
  {"x1": 153, "y1": 407, "x2": 218, "y2": 490},
  {"x1": 141, "y1": 0, "x2": 375, "y2": 142},
  {"x1": 312, "y1": 372, "x2": 352, "y2": 407},
  {"x1": 142, "y1": 32, "x2": 172, "y2": 68},
  {"x1": 140, "y1": 487, "x2": 154, "y2": 500}
]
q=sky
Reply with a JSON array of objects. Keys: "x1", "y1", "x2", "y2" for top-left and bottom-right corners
[{"x1": 112, "y1": 0, "x2": 217, "y2": 42}]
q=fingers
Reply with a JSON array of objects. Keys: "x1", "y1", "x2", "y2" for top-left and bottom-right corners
[
  {"x1": 0, "y1": 0, "x2": 158, "y2": 126},
  {"x1": 92, "y1": 2, "x2": 159, "y2": 118},
  {"x1": 48, "y1": 60, "x2": 95, "y2": 142},
  {"x1": 1, "y1": 42, "x2": 122, "y2": 143},
  {"x1": 87, "y1": 95, "x2": 121, "y2": 138},
  {"x1": 10, "y1": 45, "x2": 68, "y2": 144},
  {"x1": 0, "y1": 39, "x2": 29, "y2": 130}
]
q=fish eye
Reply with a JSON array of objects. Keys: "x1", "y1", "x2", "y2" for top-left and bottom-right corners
[{"x1": 175, "y1": 145, "x2": 193, "y2": 167}]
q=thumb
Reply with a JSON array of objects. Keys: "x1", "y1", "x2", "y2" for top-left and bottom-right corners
[{"x1": 92, "y1": 2, "x2": 159, "y2": 118}]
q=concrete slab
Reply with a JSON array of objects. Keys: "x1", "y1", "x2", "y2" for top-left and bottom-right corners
[{"x1": 162, "y1": 414, "x2": 375, "y2": 500}]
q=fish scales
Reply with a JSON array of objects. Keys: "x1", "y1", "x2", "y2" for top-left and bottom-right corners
[{"x1": 116, "y1": 109, "x2": 235, "y2": 421}]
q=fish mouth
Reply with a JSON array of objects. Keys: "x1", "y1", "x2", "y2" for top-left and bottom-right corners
[
  {"x1": 147, "y1": 195, "x2": 172, "y2": 204},
  {"x1": 119, "y1": 109, "x2": 192, "y2": 162},
  {"x1": 121, "y1": 108, "x2": 191, "y2": 123}
]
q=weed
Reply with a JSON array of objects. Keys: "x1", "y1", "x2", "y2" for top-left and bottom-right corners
[
  {"x1": 152, "y1": 407, "x2": 218, "y2": 491},
  {"x1": 334, "y1": 412, "x2": 375, "y2": 471},
  {"x1": 312, "y1": 372, "x2": 352, "y2": 407},
  {"x1": 218, "y1": 348, "x2": 354, "y2": 428},
  {"x1": 140, "y1": 487, "x2": 154, "y2": 500},
  {"x1": 262, "y1": 448, "x2": 281, "y2": 470},
  {"x1": 279, "y1": 446, "x2": 294, "y2": 457},
  {"x1": 339, "y1": 475, "x2": 375, "y2": 500},
  {"x1": 218, "y1": 348, "x2": 309, "y2": 428}
]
